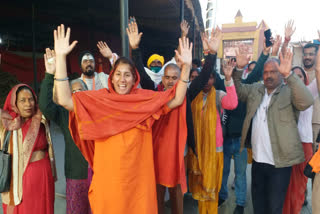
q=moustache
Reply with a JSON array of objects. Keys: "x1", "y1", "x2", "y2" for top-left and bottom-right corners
[
  {"x1": 265, "y1": 78, "x2": 273, "y2": 82},
  {"x1": 86, "y1": 65, "x2": 93, "y2": 70}
]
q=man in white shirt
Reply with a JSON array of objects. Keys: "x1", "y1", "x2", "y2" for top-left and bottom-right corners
[
  {"x1": 233, "y1": 49, "x2": 313, "y2": 214},
  {"x1": 302, "y1": 43, "x2": 320, "y2": 152}
]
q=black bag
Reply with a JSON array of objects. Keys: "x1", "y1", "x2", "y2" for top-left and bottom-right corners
[
  {"x1": 304, "y1": 163, "x2": 315, "y2": 179},
  {"x1": 0, "y1": 131, "x2": 12, "y2": 192}
]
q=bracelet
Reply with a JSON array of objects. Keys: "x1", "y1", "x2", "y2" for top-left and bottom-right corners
[
  {"x1": 203, "y1": 50, "x2": 209, "y2": 56},
  {"x1": 180, "y1": 79, "x2": 190, "y2": 83},
  {"x1": 54, "y1": 77, "x2": 69, "y2": 81}
]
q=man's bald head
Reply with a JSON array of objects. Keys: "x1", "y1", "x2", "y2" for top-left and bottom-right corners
[{"x1": 162, "y1": 63, "x2": 181, "y2": 90}]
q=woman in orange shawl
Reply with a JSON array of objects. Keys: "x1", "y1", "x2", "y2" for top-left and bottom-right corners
[
  {"x1": 0, "y1": 84, "x2": 56, "y2": 214},
  {"x1": 53, "y1": 24, "x2": 192, "y2": 214}
]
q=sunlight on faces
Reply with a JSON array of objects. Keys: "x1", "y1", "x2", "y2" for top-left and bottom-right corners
[
  {"x1": 303, "y1": 47, "x2": 317, "y2": 69},
  {"x1": 16, "y1": 89, "x2": 35, "y2": 119},
  {"x1": 162, "y1": 66, "x2": 180, "y2": 90},
  {"x1": 263, "y1": 61, "x2": 282, "y2": 91},
  {"x1": 112, "y1": 63, "x2": 135, "y2": 95}
]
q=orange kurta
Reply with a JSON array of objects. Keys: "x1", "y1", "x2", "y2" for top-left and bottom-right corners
[
  {"x1": 153, "y1": 98, "x2": 187, "y2": 193},
  {"x1": 68, "y1": 67, "x2": 185, "y2": 214},
  {"x1": 90, "y1": 127, "x2": 157, "y2": 213}
]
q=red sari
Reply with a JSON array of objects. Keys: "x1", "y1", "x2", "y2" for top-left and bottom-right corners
[{"x1": 1, "y1": 84, "x2": 55, "y2": 214}]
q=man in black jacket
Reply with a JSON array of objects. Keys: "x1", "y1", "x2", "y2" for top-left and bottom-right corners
[{"x1": 126, "y1": 19, "x2": 222, "y2": 214}]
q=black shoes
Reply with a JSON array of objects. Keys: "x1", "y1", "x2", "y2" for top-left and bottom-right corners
[{"x1": 233, "y1": 205, "x2": 244, "y2": 214}]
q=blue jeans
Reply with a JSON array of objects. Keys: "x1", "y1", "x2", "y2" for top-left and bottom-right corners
[{"x1": 219, "y1": 137, "x2": 247, "y2": 206}]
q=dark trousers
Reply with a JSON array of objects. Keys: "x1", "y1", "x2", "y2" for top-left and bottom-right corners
[{"x1": 252, "y1": 161, "x2": 292, "y2": 214}]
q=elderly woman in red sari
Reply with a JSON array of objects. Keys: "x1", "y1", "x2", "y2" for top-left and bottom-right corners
[
  {"x1": 0, "y1": 84, "x2": 56, "y2": 214},
  {"x1": 53, "y1": 24, "x2": 192, "y2": 214}
]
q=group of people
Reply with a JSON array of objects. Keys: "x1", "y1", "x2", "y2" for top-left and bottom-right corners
[{"x1": 0, "y1": 17, "x2": 320, "y2": 214}]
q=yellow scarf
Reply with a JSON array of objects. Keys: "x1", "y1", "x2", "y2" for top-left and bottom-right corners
[{"x1": 189, "y1": 88, "x2": 222, "y2": 201}]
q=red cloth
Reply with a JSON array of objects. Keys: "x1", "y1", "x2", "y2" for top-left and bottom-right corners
[
  {"x1": 68, "y1": 67, "x2": 187, "y2": 214},
  {"x1": 152, "y1": 96, "x2": 188, "y2": 193},
  {"x1": 2, "y1": 84, "x2": 37, "y2": 130},
  {"x1": 282, "y1": 143, "x2": 313, "y2": 214},
  {"x1": 0, "y1": 52, "x2": 45, "y2": 84},
  {"x1": 69, "y1": 66, "x2": 188, "y2": 178},
  {"x1": 3, "y1": 125, "x2": 54, "y2": 214},
  {"x1": 1, "y1": 84, "x2": 54, "y2": 214},
  {"x1": 69, "y1": 68, "x2": 179, "y2": 167},
  {"x1": 0, "y1": 51, "x2": 110, "y2": 85}
]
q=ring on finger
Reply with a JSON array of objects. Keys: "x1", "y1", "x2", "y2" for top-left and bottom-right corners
[{"x1": 47, "y1": 57, "x2": 55, "y2": 64}]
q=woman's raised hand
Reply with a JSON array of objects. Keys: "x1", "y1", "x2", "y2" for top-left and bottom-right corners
[
  {"x1": 126, "y1": 17, "x2": 143, "y2": 50},
  {"x1": 44, "y1": 48, "x2": 56, "y2": 75},
  {"x1": 224, "y1": 60, "x2": 234, "y2": 81},
  {"x1": 54, "y1": 24, "x2": 78, "y2": 56},
  {"x1": 175, "y1": 37, "x2": 193, "y2": 67}
]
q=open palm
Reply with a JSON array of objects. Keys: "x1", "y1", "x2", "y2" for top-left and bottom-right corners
[
  {"x1": 224, "y1": 60, "x2": 234, "y2": 81},
  {"x1": 236, "y1": 46, "x2": 250, "y2": 69},
  {"x1": 44, "y1": 48, "x2": 56, "y2": 74},
  {"x1": 285, "y1": 20, "x2": 296, "y2": 40},
  {"x1": 276, "y1": 50, "x2": 293, "y2": 78},
  {"x1": 54, "y1": 24, "x2": 78, "y2": 56},
  {"x1": 126, "y1": 17, "x2": 143, "y2": 50},
  {"x1": 207, "y1": 27, "x2": 222, "y2": 54},
  {"x1": 175, "y1": 37, "x2": 193, "y2": 66},
  {"x1": 97, "y1": 41, "x2": 112, "y2": 58}
]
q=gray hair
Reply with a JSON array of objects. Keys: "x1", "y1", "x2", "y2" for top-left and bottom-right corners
[
  {"x1": 164, "y1": 63, "x2": 181, "y2": 76},
  {"x1": 264, "y1": 58, "x2": 280, "y2": 67},
  {"x1": 69, "y1": 79, "x2": 88, "y2": 91}
]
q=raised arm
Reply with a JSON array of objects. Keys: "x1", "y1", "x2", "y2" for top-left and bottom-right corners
[
  {"x1": 245, "y1": 38, "x2": 270, "y2": 84},
  {"x1": 232, "y1": 47, "x2": 253, "y2": 102},
  {"x1": 220, "y1": 61, "x2": 238, "y2": 110},
  {"x1": 189, "y1": 27, "x2": 222, "y2": 101},
  {"x1": 54, "y1": 24, "x2": 78, "y2": 111},
  {"x1": 281, "y1": 20, "x2": 295, "y2": 56},
  {"x1": 127, "y1": 17, "x2": 155, "y2": 90},
  {"x1": 180, "y1": 20, "x2": 190, "y2": 38},
  {"x1": 97, "y1": 41, "x2": 118, "y2": 67},
  {"x1": 271, "y1": 35, "x2": 282, "y2": 57},
  {"x1": 214, "y1": 69, "x2": 226, "y2": 91},
  {"x1": 276, "y1": 50, "x2": 313, "y2": 110},
  {"x1": 167, "y1": 37, "x2": 192, "y2": 109},
  {"x1": 39, "y1": 48, "x2": 64, "y2": 124}
]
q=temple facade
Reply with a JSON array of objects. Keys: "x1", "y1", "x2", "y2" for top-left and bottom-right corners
[{"x1": 218, "y1": 10, "x2": 268, "y2": 61}]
